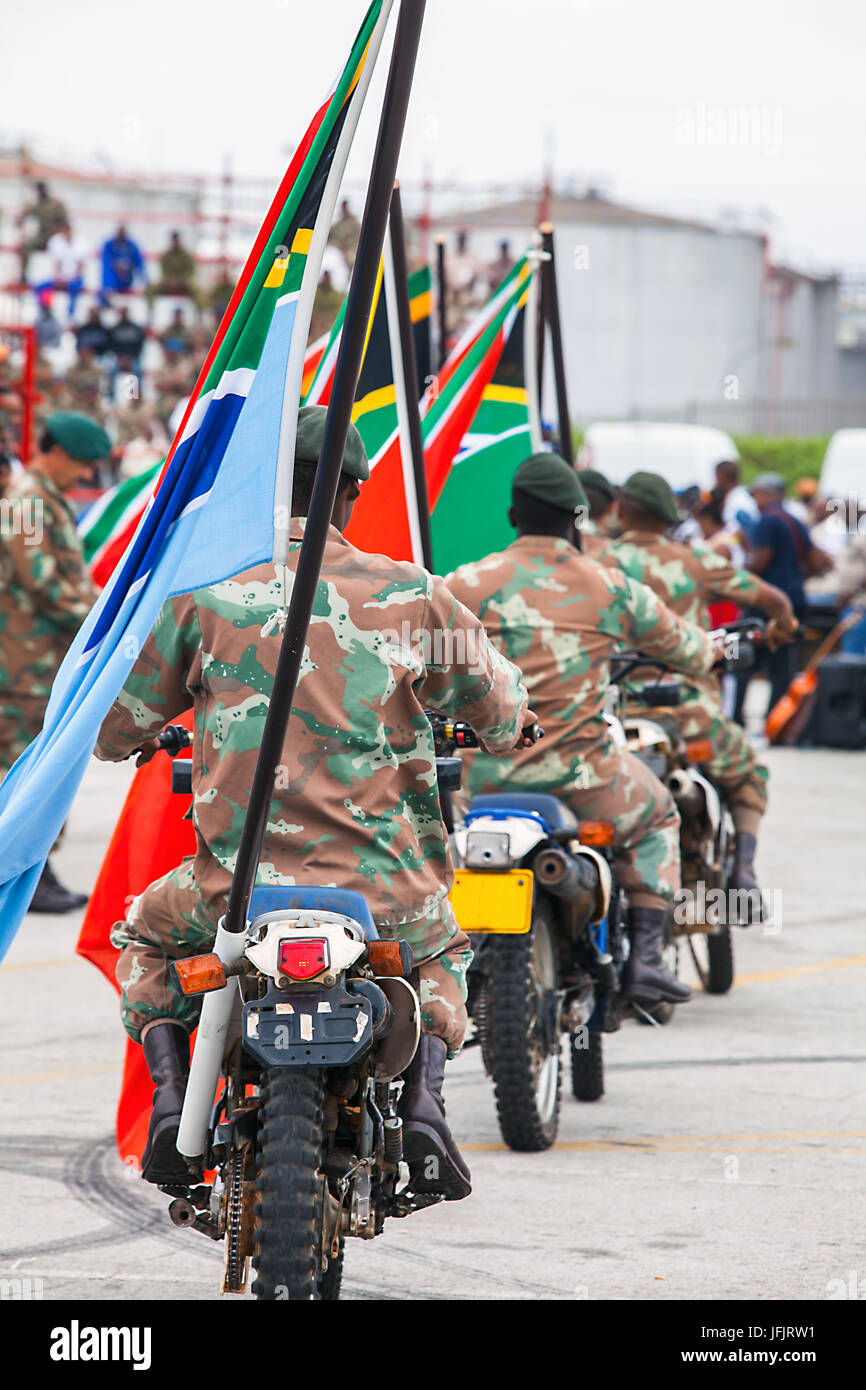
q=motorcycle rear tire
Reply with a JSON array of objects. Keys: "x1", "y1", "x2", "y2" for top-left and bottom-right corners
[
  {"x1": 484, "y1": 900, "x2": 562, "y2": 1152},
  {"x1": 570, "y1": 1027, "x2": 604, "y2": 1101},
  {"x1": 251, "y1": 1066, "x2": 331, "y2": 1301}
]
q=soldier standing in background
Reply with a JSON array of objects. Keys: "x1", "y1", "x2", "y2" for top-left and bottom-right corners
[
  {"x1": 576, "y1": 467, "x2": 617, "y2": 557},
  {"x1": 0, "y1": 411, "x2": 108, "y2": 911}
]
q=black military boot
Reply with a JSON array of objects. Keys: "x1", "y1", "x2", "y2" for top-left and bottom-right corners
[
  {"x1": 623, "y1": 906, "x2": 692, "y2": 1004},
  {"x1": 398, "y1": 1034, "x2": 471, "y2": 1201},
  {"x1": 141, "y1": 1022, "x2": 192, "y2": 1186},
  {"x1": 29, "y1": 859, "x2": 88, "y2": 914},
  {"x1": 729, "y1": 832, "x2": 764, "y2": 924}
]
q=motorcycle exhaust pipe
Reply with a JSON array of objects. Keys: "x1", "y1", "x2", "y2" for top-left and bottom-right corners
[
  {"x1": 534, "y1": 846, "x2": 599, "y2": 919},
  {"x1": 668, "y1": 769, "x2": 706, "y2": 817}
]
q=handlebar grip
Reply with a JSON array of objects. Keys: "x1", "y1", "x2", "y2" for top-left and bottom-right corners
[{"x1": 157, "y1": 724, "x2": 192, "y2": 756}]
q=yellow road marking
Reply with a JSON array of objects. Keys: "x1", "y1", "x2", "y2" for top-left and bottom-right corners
[
  {"x1": 734, "y1": 953, "x2": 866, "y2": 986},
  {"x1": 0, "y1": 955, "x2": 83, "y2": 972},
  {"x1": 0, "y1": 1062, "x2": 121, "y2": 1087},
  {"x1": 464, "y1": 1130, "x2": 866, "y2": 1155}
]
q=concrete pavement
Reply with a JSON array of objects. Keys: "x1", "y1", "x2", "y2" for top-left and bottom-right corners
[{"x1": 1, "y1": 746, "x2": 864, "y2": 1301}]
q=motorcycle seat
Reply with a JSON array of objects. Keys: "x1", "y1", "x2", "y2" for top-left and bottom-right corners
[
  {"x1": 248, "y1": 886, "x2": 379, "y2": 940},
  {"x1": 467, "y1": 792, "x2": 579, "y2": 832}
]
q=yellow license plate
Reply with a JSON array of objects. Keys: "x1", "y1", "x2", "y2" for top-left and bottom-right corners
[{"x1": 449, "y1": 869, "x2": 534, "y2": 934}]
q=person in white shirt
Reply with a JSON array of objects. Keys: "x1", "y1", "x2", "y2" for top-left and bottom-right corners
[{"x1": 34, "y1": 222, "x2": 88, "y2": 320}]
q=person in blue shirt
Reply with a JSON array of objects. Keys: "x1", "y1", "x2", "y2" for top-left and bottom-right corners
[
  {"x1": 100, "y1": 225, "x2": 147, "y2": 301},
  {"x1": 733, "y1": 473, "x2": 829, "y2": 724}
]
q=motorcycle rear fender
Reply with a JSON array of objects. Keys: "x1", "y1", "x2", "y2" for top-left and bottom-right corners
[
  {"x1": 689, "y1": 771, "x2": 722, "y2": 831},
  {"x1": 621, "y1": 714, "x2": 674, "y2": 754},
  {"x1": 569, "y1": 844, "x2": 612, "y2": 924},
  {"x1": 453, "y1": 814, "x2": 548, "y2": 866}
]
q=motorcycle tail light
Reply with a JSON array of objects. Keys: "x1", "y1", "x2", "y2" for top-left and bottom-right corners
[
  {"x1": 685, "y1": 738, "x2": 714, "y2": 764},
  {"x1": 579, "y1": 820, "x2": 615, "y2": 847},
  {"x1": 175, "y1": 953, "x2": 227, "y2": 995},
  {"x1": 278, "y1": 936, "x2": 330, "y2": 980}
]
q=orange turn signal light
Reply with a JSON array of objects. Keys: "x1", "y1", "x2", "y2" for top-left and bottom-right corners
[
  {"x1": 685, "y1": 739, "x2": 714, "y2": 764},
  {"x1": 578, "y1": 820, "x2": 615, "y2": 848},
  {"x1": 367, "y1": 939, "x2": 414, "y2": 977},
  {"x1": 175, "y1": 953, "x2": 227, "y2": 996}
]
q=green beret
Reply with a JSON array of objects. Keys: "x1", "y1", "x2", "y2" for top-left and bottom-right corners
[
  {"x1": 46, "y1": 411, "x2": 111, "y2": 461},
  {"x1": 295, "y1": 404, "x2": 369, "y2": 482},
  {"x1": 621, "y1": 470, "x2": 680, "y2": 525},
  {"x1": 512, "y1": 452, "x2": 587, "y2": 513},
  {"x1": 579, "y1": 467, "x2": 615, "y2": 501}
]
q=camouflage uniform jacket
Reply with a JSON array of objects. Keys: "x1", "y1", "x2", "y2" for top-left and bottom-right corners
[
  {"x1": 0, "y1": 466, "x2": 96, "y2": 712},
  {"x1": 446, "y1": 534, "x2": 716, "y2": 793},
  {"x1": 599, "y1": 529, "x2": 761, "y2": 698},
  {"x1": 95, "y1": 521, "x2": 528, "y2": 928}
]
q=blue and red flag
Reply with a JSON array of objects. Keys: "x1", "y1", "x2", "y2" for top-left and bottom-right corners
[{"x1": 0, "y1": 0, "x2": 394, "y2": 958}]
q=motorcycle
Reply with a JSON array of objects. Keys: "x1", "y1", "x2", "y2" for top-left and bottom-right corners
[
  {"x1": 431, "y1": 714, "x2": 629, "y2": 1154},
  {"x1": 609, "y1": 618, "x2": 767, "y2": 1005},
  {"x1": 149, "y1": 725, "x2": 440, "y2": 1301}
]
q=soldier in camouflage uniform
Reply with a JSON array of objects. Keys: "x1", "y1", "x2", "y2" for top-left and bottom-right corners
[
  {"x1": 447, "y1": 454, "x2": 719, "y2": 1007},
  {"x1": 599, "y1": 471, "x2": 796, "y2": 906},
  {"x1": 0, "y1": 411, "x2": 107, "y2": 911},
  {"x1": 95, "y1": 406, "x2": 531, "y2": 1193},
  {"x1": 575, "y1": 467, "x2": 616, "y2": 559}
]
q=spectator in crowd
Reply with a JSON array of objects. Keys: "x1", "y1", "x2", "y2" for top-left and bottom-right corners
[
  {"x1": 715, "y1": 459, "x2": 759, "y2": 543},
  {"x1": 733, "y1": 472, "x2": 832, "y2": 723},
  {"x1": 75, "y1": 307, "x2": 112, "y2": 359},
  {"x1": 0, "y1": 452, "x2": 11, "y2": 495},
  {"x1": 109, "y1": 306, "x2": 146, "y2": 370},
  {"x1": 150, "y1": 230, "x2": 197, "y2": 300},
  {"x1": 34, "y1": 221, "x2": 87, "y2": 320},
  {"x1": 674, "y1": 484, "x2": 702, "y2": 542},
  {"x1": 18, "y1": 181, "x2": 69, "y2": 279},
  {"x1": 329, "y1": 198, "x2": 361, "y2": 271},
  {"x1": 100, "y1": 224, "x2": 148, "y2": 300},
  {"x1": 487, "y1": 239, "x2": 513, "y2": 292},
  {"x1": 310, "y1": 269, "x2": 343, "y2": 343},
  {"x1": 786, "y1": 475, "x2": 820, "y2": 525},
  {"x1": 159, "y1": 307, "x2": 193, "y2": 355},
  {"x1": 696, "y1": 489, "x2": 747, "y2": 568},
  {"x1": 447, "y1": 230, "x2": 484, "y2": 327},
  {"x1": 117, "y1": 408, "x2": 169, "y2": 479},
  {"x1": 35, "y1": 302, "x2": 63, "y2": 349},
  {"x1": 62, "y1": 346, "x2": 106, "y2": 415}
]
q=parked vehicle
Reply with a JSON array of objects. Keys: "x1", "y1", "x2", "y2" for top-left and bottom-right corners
[{"x1": 577, "y1": 422, "x2": 739, "y2": 493}]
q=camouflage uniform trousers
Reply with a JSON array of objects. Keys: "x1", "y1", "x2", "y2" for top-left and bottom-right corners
[
  {"x1": 0, "y1": 699, "x2": 46, "y2": 778},
  {"x1": 111, "y1": 859, "x2": 473, "y2": 1058},
  {"x1": 636, "y1": 676, "x2": 768, "y2": 834},
  {"x1": 561, "y1": 739, "x2": 682, "y2": 913}
]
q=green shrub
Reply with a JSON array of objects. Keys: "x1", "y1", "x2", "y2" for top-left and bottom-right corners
[{"x1": 732, "y1": 435, "x2": 830, "y2": 485}]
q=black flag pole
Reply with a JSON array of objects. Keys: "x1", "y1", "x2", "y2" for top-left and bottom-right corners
[
  {"x1": 435, "y1": 234, "x2": 448, "y2": 371},
  {"x1": 388, "y1": 181, "x2": 434, "y2": 571},
  {"x1": 539, "y1": 221, "x2": 573, "y2": 464},
  {"x1": 224, "y1": 0, "x2": 428, "y2": 935}
]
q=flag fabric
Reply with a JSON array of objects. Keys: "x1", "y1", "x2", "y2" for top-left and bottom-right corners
[
  {"x1": 80, "y1": 326, "x2": 342, "y2": 590},
  {"x1": 0, "y1": 0, "x2": 391, "y2": 959},
  {"x1": 430, "y1": 284, "x2": 535, "y2": 573},
  {"x1": 345, "y1": 255, "x2": 534, "y2": 562}
]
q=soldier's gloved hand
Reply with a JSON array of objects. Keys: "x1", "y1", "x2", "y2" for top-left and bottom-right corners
[{"x1": 131, "y1": 737, "x2": 163, "y2": 768}]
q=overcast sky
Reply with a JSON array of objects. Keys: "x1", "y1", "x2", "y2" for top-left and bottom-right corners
[{"x1": 5, "y1": 0, "x2": 865, "y2": 269}]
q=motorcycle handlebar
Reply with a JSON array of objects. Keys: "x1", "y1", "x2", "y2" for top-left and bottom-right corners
[
  {"x1": 425, "y1": 712, "x2": 543, "y2": 750},
  {"x1": 156, "y1": 724, "x2": 192, "y2": 756}
]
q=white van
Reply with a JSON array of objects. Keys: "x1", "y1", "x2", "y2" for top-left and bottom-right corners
[
  {"x1": 577, "y1": 422, "x2": 739, "y2": 493},
  {"x1": 818, "y1": 429, "x2": 866, "y2": 503}
]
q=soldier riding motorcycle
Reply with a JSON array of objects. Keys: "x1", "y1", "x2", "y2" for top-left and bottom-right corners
[{"x1": 93, "y1": 408, "x2": 534, "y2": 1298}]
